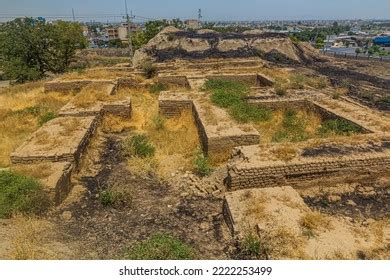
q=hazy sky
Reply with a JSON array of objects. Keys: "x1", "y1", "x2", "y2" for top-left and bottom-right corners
[{"x1": 1, "y1": 0, "x2": 389, "y2": 22}]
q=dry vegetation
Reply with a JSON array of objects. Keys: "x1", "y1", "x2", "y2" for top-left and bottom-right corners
[
  {"x1": 108, "y1": 86, "x2": 200, "y2": 178},
  {"x1": 0, "y1": 83, "x2": 74, "y2": 167}
]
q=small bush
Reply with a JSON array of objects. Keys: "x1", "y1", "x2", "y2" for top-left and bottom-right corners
[
  {"x1": 152, "y1": 115, "x2": 166, "y2": 130},
  {"x1": 317, "y1": 119, "x2": 362, "y2": 136},
  {"x1": 195, "y1": 152, "x2": 213, "y2": 177},
  {"x1": 142, "y1": 61, "x2": 157, "y2": 79},
  {"x1": 149, "y1": 83, "x2": 168, "y2": 94},
  {"x1": 274, "y1": 84, "x2": 287, "y2": 96},
  {"x1": 242, "y1": 232, "x2": 262, "y2": 258},
  {"x1": 100, "y1": 187, "x2": 132, "y2": 208},
  {"x1": 123, "y1": 134, "x2": 155, "y2": 158},
  {"x1": 332, "y1": 93, "x2": 341, "y2": 100},
  {"x1": 0, "y1": 170, "x2": 51, "y2": 218},
  {"x1": 125, "y1": 233, "x2": 196, "y2": 260},
  {"x1": 38, "y1": 111, "x2": 57, "y2": 126}
]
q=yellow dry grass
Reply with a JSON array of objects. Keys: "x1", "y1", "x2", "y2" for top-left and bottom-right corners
[
  {"x1": 12, "y1": 163, "x2": 53, "y2": 180},
  {"x1": 0, "y1": 83, "x2": 74, "y2": 167},
  {"x1": 114, "y1": 87, "x2": 200, "y2": 178},
  {"x1": 58, "y1": 68, "x2": 132, "y2": 81},
  {"x1": 300, "y1": 212, "x2": 333, "y2": 234},
  {"x1": 7, "y1": 216, "x2": 60, "y2": 260}
]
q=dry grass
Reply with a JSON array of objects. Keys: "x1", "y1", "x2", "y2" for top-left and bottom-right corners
[
  {"x1": 71, "y1": 83, "x2": 112, "y2": 108},
  {"x1": 300, "y1": 212, "x2": 333, "y2": 237},
  {"x1": 254, "y1": 109, "x2": 323, "y2": 143},
  {"x1": 0, "y1": 83, "x2": 73, "y2": 167},
  {"x1": 257, "y1": 226, "x2": 307, "y2": 259},
  {"x1": 12, "y1": 163, "x2": 53, "y2": 180},
  {"x1": 116, "y1": 87, "x2": 200, "y2": 178},
  {"x1": 8, "y1": 216, "x2": 59, "y2": 260},
  {"x1": 271, "y1": 145, "x2": 298, "y2": 161},
  {"x1": 58, "y1": 68, "x2": 133, "y2": 81},
  {"x1": 59, "y1": 118, "x2": 81, "y2": 136}
]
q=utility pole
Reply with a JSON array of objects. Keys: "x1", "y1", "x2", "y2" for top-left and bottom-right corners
[
  {"x1": 198, "y1": 8, "x2": 202, "y2": 28},
  {"x1": 125, "y1": 0, "x2": 133, "y2": 62},
  {"x1": 72, "y1": 8, "x2": 75, "y2": 22}
]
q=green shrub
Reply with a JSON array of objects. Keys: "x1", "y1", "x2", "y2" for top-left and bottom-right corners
[
  {"x1": 0, "y1": 170, "x2": 51, "y2": 218},
  {"x1": 123, "y1": 134, "x2": 155, "y2": 158},
  {"x1": 149, "y1": 83, "x2": 168, "y2": 94},
  {"x1": 195, "y1": 152, "x2": 213, "y2": 177},
  {"x1": 142, "y1": 61, "x2": 157, "y2": 79},
  {"x1": 100, "y1": 187, "x2": 132, "y2": 208},
  {"x1": 317, "y1": 119, "x2": 362, "y2": 136},
  {"x1": 274, "y1": 84, "x2": 287, "y2": 96},
  {"x1": 125, "y1": 233, "x2": 196, "y2": 260},
  {"x1": 242, "y1": 232, "x2": 262, "y2": 258},
  {"x1": 38, "y1": 111, "x2": 57, "y2": 126},
  {"x1": 152, "y1": 115, "x2": 166, "y2": 130},
  {"x1": 332, "y1": 93, "x2": 341, "y2": 100}
]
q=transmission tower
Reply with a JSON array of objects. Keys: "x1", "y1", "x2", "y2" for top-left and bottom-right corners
[
  {"x1": 198, "y1": 8, "x2": 202, "y2": 27},
  {"x1": 125, "y1": 0, "x2": 133, "y2": 61}
]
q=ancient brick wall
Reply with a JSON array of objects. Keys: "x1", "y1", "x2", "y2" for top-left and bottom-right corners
[
  {"x1": 227, "y1": 153, "x2": 390, "y2": 190},
  {"x1": 157, "y1": 75, "x2": 190, "y2": 88}
]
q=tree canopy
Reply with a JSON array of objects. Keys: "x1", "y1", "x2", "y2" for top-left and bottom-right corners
[{"x1": 0, "y1": 18, "x2": 87, "y2": 82}]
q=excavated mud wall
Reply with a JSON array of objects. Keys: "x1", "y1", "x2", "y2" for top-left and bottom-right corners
[
  {"x1": 11, "y1": 117, "x2": 99, "y2": 165},
  {"x1": 227, "y1": 153, "x2": 390, "y2": 190},
  {"x1": 158, "y1": 76, "x2": 191, "y2": 88},
  {"x1": 44, "y1": 80, "x2": 117, "y2": 94},
  {"x1": 250, "y1": 99, "x2": 372, "y2": 133}
]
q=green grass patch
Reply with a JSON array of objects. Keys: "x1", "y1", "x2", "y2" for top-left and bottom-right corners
[
  {"x1": 149, "y1": 83, "x2": 168, "y2": 94},
  {"x1": 152, "y1": 115, "x2": 166, "y2": 130},
  {"x1": 206, "y1": 79, "x2": 272, "y2": 123},
  {"x1": 125, "y1": 233, "x2": 197, "y2": 260},
  {"x1": 38, "y1": 111, "x2": 57, "y2": 126},
  {"x1": 123, "y1": 134, "x2": 156, "y2": 158},
  {"x1": 317, "y1": 119, "x2": 362, "y2": 136},
  {"x1": 194, "y1": 152, "x2": 213, "y2": 177},
  {"x1": 0, "y1": 170, "x2": 51, "y2": 218},
  {"x1": 242, "y1": 232, "x2": 262, "y2": 258},
  {"x1": 272, "y1": 110, "x2": 309, "y2": 142}
]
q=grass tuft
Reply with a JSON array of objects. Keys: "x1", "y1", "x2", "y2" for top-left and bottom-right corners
[
  {"x1": 317, "y1": 119, "x2": 362, "y2": 137},
  {"x1": 38, "y1": 111, "x2": 57, "y2": 126},
  {"x1": 194, "y1": 152, "x2": 213, "y2": 177},
  {"x1": 0, "y1": 170, "x2": 51, "y2": 218},
  {"x1": 123, "y1": 134, "x2": 156, "y2": 158},
  {"x1": 149, "y1": 83, "x2": 168, "y2": 94},
  {"x1": 125, "y1": 233, "x2": 196, "y2": 260}
]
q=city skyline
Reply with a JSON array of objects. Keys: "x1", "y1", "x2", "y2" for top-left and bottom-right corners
[{"x1": 1, "y1": 0, "x2": 390, "y2": 22}]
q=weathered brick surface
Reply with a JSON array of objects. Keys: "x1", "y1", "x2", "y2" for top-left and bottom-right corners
[
  {"x1": 157, "y1": 75, "x2": 190, "y2": 88},
  {"x1": 44, "y1": 80, "x2": 116, "y2": 93},
  {"x1": 206, "y1": 73, "x2": 274, "y2": 87},
  {"x1": 227, "y1": 149, "x2": 390, "y2": 190},
  {"x1": 10, "y1": 116, "x2": 99, "y2": 166}
]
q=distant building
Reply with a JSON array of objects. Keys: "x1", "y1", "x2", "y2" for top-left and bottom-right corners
[
  {"x1": 184, "y1": 19, "x2": 200, "y2": 29},
  {"x1": 106, "y1": 28, "x2": 119, "y2": 40},
  {"x1": 373, "y1": 36, "x2": 390, "y2": 47}
]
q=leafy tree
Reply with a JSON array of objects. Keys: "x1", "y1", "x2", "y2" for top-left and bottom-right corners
[
  {"x1": 0, "y1": 18, "x2": 87, "y2": 82},
  {"x1": 107, "y1": 38, "x2": 125, "y2": 48},
  {"x1": 355, "y1": 48, "x2": 362, "y2": 55}
]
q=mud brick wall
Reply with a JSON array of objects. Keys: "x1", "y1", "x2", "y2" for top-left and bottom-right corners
[
  {"x1": 117, "y1": 77, "x2": 137, "y2": 88},
  {"x1": 227, "y1": 154, "x2": 390, "y2": 190},
  {"x1": 44, "y1": 80, "x2": 92, "y2": 93},
  {"x1": 102, "y1": 100, "x2": 132, "y2": 118},
  {"x1": 250, "y1": 99, "x2": 372, "y2": 133},
  {"x1": 11, "y1": 117, "x2": 100, "y2": 166},
  {"x1": 158, "y1": 76, "x2": 190, "y2": 88},
  {"x1": 50, "y1": 163, "x2": 73, "y2": 205},
  {"x1": 159, "y1": 98, "x2": 193, "y2": 117},
  {"x1": 192, "y1": 103, "x2": 260, "y2": 154},
  {"x1": 206, "y1": 74, "x2": 259, "y2": 86},
  {"x1": 257, "y1": 74, "x2": 275, "y2": 87},
  {"x1": 44, "y1": 80, "x2": 117, "y2": 94}
]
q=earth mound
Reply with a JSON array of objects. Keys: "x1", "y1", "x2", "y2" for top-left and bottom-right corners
[{"x1": 133, "y1": 27, "x2": 320, "y2": 67}]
